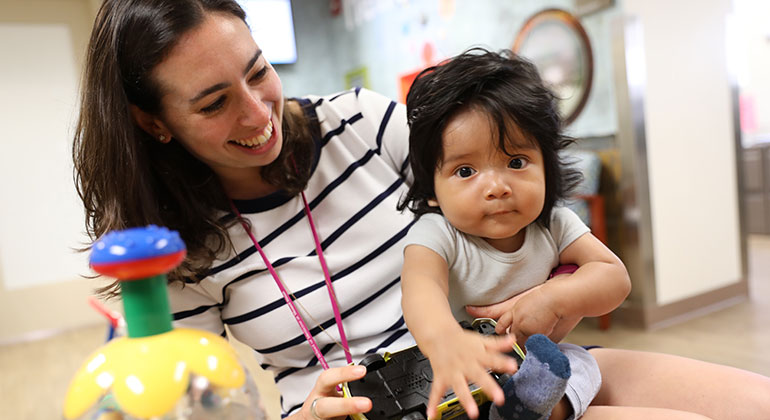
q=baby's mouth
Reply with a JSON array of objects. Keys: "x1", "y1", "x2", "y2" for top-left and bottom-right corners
[{"x1": 229, "y1": 119, "x2": 274, "y2": 148}]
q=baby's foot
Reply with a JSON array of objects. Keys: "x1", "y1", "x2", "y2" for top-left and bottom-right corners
[{"x1": 489, "y1": 334, "x2": 571, "y2": 420}]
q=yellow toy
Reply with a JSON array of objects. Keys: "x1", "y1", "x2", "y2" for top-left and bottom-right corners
[{"x1": 64, "y1": 226, "x2": 265, "y2": 420}]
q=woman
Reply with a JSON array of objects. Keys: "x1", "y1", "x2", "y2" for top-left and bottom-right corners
[{"x1": 73, "y1": 1, "x2": 770, "y2": 419}]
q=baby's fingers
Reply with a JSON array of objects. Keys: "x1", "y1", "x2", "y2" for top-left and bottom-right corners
[
  {"x1": 473, "y1": 372, "x2": 505, "y2": 408},
  {"x1": 426, "y1": 381, "x2": 449, "y2": 419},
  {"x1": 495, "y1": 312, "x2": 513, "y2": 335},
  {"x1": 451, "y1": 380, "x2": 480, "y2": 419},
  {"x1": 484, "y1": 336, "x2": 520, "y2": 374}
]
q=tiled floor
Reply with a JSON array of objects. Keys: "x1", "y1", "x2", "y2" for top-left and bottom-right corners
[{"x1": 2, "y1": 236, "x2": 769, "y2": 420}]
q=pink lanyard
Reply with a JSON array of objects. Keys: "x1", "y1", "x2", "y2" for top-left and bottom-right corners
[{"x1": 230, "y1": 191, "x2": 352, "y2": 368}]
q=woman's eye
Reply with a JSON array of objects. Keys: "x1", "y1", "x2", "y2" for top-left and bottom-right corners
[
  {"x1": 249, "y1": 66, "x2": 268, "y2": 82},
  {"x1": 509, "y1": 157, "x2": 528, "y2": 170},
  {"x1": 201, "y1": 96, "x2": 226, "y2": 114},
  {"x1": 454, "y1": 167, "x2": 476, "y2": 178}
]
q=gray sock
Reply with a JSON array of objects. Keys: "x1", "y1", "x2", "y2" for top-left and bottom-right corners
[{"x1": 489, "y1": 334, "x2": 571, "y2": 420}]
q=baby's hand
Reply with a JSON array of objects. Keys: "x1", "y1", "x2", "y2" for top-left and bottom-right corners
[
  {"x1": 495, "y1": 285, "x2": 561, "y2": 347},
  {"x1": 423, "y1": 329, "x2": 518, "y2": 419}
]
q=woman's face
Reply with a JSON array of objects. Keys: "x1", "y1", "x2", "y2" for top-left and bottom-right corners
[{"x1": 150, "y1": 12, "x2": 284, "y2": 194}]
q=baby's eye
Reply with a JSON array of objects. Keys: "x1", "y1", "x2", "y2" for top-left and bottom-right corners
[
  {"x1": 508, "y1": 157, "x2": 528, "y2": 170},
  {"x1": 454, "y1": 166, "x2": 476, "y2": 178}
]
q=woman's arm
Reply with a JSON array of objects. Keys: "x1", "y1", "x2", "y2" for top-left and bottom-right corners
[{"x1": 402, "y1": 244, "x2": 517, "y2": 419}]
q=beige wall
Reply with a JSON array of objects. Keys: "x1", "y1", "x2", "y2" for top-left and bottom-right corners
[
  {"x1": 0, "y1": 0, "x2": 108, "y2": 344},
  {"x1": 622, "y1": 0, "x2": 743, "y2": 306}
]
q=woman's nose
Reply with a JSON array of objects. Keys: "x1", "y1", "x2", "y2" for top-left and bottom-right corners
[{"x1": 239, "y1": 89, "x2": 272, "y2": 127}]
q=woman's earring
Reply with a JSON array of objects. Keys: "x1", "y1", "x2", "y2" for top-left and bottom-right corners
[{"x1": 159, "y1": 134, "x2": 167, "y2": 143}]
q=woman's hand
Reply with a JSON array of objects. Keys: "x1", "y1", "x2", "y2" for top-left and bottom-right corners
[
  {"x1": 422, "y1": 329, "x2": 519, "y2": 419},
  {"x1": 290, "y1": 365, "x2": 372, "y2": 420}
]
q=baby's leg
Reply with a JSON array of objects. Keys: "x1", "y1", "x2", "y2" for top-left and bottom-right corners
[
  {"x1": 490, "y1": 334, "x2": 571, "y2": 420},
  {"x1": 556, "y1": 343, "x2": 602, "y2": 420}
]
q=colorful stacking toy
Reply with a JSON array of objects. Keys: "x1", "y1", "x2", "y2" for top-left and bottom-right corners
[{"x1": 64, "y1": 225, "x2": 265, "y2": 420}]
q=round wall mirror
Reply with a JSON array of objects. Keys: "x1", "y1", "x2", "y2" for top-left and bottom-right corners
[{"x1": 513, "y1": 9, "x2": 594, "y2": 125}]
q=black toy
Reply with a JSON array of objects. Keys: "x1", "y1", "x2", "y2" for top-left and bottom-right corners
[{"x1": 342, "y1": 318, "x2": 525, "y2": 420}]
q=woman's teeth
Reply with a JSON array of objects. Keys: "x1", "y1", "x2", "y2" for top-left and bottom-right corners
[{"x1": 231, "y1": 119, "x2": 273, "y2": 148}]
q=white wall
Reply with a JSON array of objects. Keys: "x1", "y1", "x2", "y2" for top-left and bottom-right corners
[
  {"x1": 0, "y1": 0, "x2": 110, "y2": 343},
  {"x1": 622, "y1": 0, "x2": 743, "y2": 305}
]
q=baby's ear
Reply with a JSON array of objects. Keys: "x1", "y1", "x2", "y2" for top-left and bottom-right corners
[{"x1": 427, "y1": 199, "x2": 439, "y2": 207}]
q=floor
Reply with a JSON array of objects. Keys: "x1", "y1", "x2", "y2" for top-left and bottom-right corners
[{"x1": 2, "y1": 235, "x2": 769, "y2": 420}]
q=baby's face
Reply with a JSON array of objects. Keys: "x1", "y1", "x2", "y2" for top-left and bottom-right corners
[{"x1": 430, "y1": 107, "x2": 546, "y2": 253}]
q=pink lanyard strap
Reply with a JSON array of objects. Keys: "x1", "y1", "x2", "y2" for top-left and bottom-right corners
[{"x1": 229, "y1": 191, "x2": 352, "y2": 368}]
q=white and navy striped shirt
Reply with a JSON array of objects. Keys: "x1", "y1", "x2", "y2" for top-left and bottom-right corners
[{"x1": 168, "y1": 88, "x2": 417, "y2": 416}]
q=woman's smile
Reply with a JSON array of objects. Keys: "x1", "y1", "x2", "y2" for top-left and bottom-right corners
[
  {"x1": 228, "y1": 123, "x2": 278, "y2": 155},
  {"x1": 230, "y1": 118, "x2": 273, "y2": 149}
]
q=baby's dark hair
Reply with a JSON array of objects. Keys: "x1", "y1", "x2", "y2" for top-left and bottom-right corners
[{"x1": 398, "y1": 47, "x2": 581, "y2": 227}]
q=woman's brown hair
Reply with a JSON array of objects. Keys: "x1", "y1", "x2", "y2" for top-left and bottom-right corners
[{"x1": 73, "y1": 0, "x2": 314, "y2": 294}]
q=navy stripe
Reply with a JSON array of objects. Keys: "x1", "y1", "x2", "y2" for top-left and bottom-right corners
[
  {"x1": 375, "y1": 101, "x2": 397, "y2": 151},
  {"x1": 321, "y1": 113, "x2": 363, "y2": 146},
  {"x1": 258, "y1": 339, "x2": 329, "y2": 372},
  {"x1": 273, "y1": 343, "x2": 334, "y2": 382},
  {"x1": 384, "y1": 316, "x2": 406, "y2": 332},
  {"x1": 206, "y1": 205, "x2": 306, "y2": 278},
  {"x1": 230, "y1": 190, "x2": 294, "y2": 213},
  {"x1": 274, "y1": 367, "x2": 300, "y2": 383},
  {"x1": 309, "y1": 148, "x2": 377, "y2": 209},
  {"x1": 256, "y1": 276, "x2": 401, "y2": 354},
  {"x1": 283, "y1": 404, "x2": 301, "y2": 419},
  {"x1": 400, "y1": 155, "x2": 410, "y2": 178},
  {"x1": 205, "y1": 250, "x2": 245, "y2": 278},
  {"x1": 366, "y1": 328, "x2": 410, "y2": 355},
  {"x1": 223, "y1": 220, "x2": 413, "y2": 325},
  {"x1": 311, "y1": 178, "x2": 404, "y2": 249},
  {"x1": 173, "y1": 304, "x2": 218, "y2": 321},
  {"x1": 329, "y1": 89, "x2": 355, "y2": 102},
  {"x1": 328, "y1": 221, "x2": 412, "y2": 280}
]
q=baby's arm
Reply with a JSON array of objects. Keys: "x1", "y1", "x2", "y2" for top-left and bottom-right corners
[
  {"x1": 401, "y1": 244, "x2": 518, "y2": 419},
  {"x1": 496, "y1": 232, "x2": 631, "y2": 345}
]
